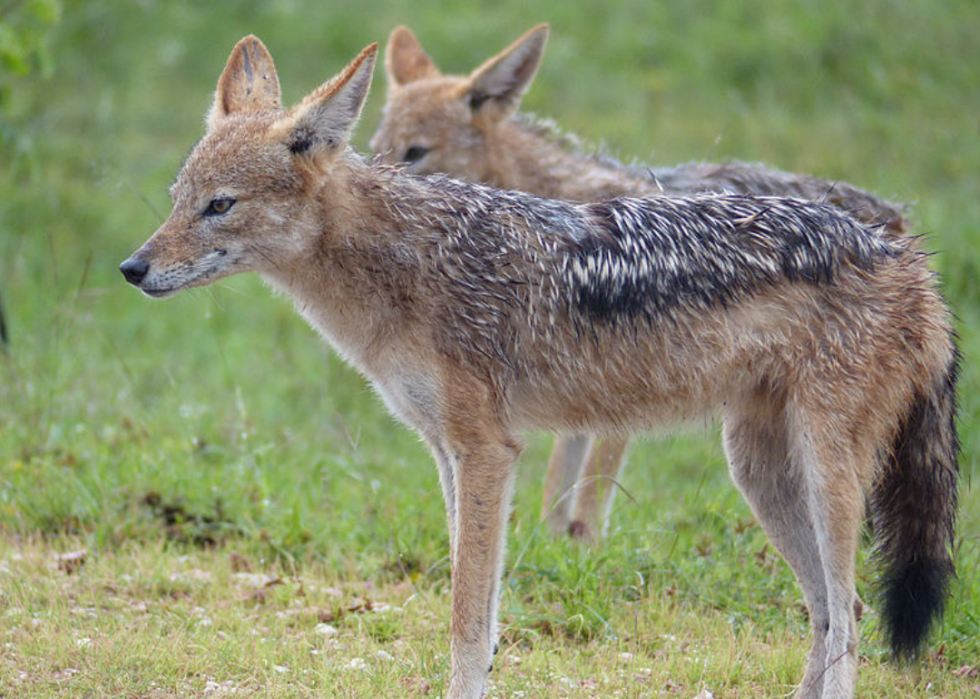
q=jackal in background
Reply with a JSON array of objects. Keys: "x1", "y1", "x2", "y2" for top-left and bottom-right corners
[
  {"x1": 121, "y1": 37, "x2": 957, "y2": 699},
  {"x1": 371, "y1": 24, "x2": 915, "y2": 542}
]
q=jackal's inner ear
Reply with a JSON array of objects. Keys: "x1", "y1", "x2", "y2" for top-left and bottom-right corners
[
  {"x1": 209, "y1": 35, "x2": 282, "y2": 130},
  {"x1": 385, "y1": 26, "x2": 441, "y2": 88},
  {"x1": 282, "y1": 44, "x2": 378, "y2": 157},
  {"x1": 466, "y1": 24, "x2": 548, "y2": 118}
]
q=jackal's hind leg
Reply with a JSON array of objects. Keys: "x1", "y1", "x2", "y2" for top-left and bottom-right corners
[
  {"x1": 723, "y1": 401, "x2": 832, "y2": 699},
  {"x1": 569, "y1": 436, "x2": 630, "y2": 542},
  {"x1": 792, "y1": 424, "x2": 864, "y2": 699},
  {"x1": 541, "y1": 433, "x2": 593, "y2": 536}
]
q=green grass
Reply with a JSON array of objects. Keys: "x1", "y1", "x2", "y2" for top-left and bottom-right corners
[
  {"x1": 2, "y1": 537, "x2": 977, "y2": 698},
  {"x1": 1, "y1": 0, "x2": 979, "y2": 696}
]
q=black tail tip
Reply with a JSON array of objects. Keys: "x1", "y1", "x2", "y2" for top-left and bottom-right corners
[{"x1": 881, "y1": 558, "x2": 953, "y2": 661}]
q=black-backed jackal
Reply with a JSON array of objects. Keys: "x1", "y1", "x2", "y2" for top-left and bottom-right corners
[
  {"x1": 121, "y1": 37, "x2": 958, "y2": 699},
  {"x1": 370, "y1": 24, "x2": 915, "y2": 542}
]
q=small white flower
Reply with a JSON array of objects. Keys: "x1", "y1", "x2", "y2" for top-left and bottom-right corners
[{"x1": 345, "y1": 658, "x2": 367, "y2": 670}]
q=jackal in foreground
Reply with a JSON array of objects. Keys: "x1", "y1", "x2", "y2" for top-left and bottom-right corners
[
  {"x1": 371, "y1": 24, "x2": 916, "y2": 542},
  {"x1": 121, "y1": 37, "x2": 958, "y2": 699}
]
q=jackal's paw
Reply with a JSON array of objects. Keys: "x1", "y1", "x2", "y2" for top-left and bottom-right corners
[{"x1": 567, "y1": 519, "x2": 589, "y2": 539}]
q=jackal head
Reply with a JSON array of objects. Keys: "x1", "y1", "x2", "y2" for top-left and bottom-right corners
[
  {"x1": 120, "y1": 37, "x2": 377, "y2": 297},
  {"x1": 369, "y1": 25, "x2": 548, "y2": 182}
]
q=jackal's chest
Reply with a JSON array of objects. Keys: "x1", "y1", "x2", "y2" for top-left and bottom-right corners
[{"x1": 262, "y1": 272, "x2": 395, "y2": 377}]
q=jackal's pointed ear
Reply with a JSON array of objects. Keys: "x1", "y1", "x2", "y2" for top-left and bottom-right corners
[
  {"x1": 208, "y1": 35, "x2": 282, "y2": 130},
  {"x1": 466, "y1": 24, "x2": 548, "y2": 119},
  {"x1": 385, "y1": 26, "x2": 441, "y2": 88},
  {"x1": 281, "y1": 44, "x2": 377, "y2": 157}
]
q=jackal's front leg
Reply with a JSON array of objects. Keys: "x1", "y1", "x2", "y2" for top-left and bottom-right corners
[
  {"x1": 569, "y1": 436, "x2": 630, "y2": 542},
  {"x1": 438, "y1": 375, "x2": 521, "y2": 699},
  {"x1": 541, "y1": 433, "x2": 593, "y2": 536}
]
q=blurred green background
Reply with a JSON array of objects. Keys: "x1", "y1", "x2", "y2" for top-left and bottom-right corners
[{"x1": 0, "y1": 0, "x2": 978, "y2": 662}]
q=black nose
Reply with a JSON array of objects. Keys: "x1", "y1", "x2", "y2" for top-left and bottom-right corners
[{"x1": 119, "y1": 257, "x2": 149, "y2": 285}]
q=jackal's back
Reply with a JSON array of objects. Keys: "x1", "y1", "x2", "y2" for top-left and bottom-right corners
[
  {"x1": 403, "y1": 176, "x2": 899, "y2": 327},
  {"x1": 390, "y1": 174, "x2": 912, "y2": 400},
  {"x1": 566, "y1": 195, "x2": 895, "y2": 323}
]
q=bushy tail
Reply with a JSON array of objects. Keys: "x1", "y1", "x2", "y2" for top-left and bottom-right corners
[{"x1": 872, "y1": 348, "x2": 960, "y2": 660}]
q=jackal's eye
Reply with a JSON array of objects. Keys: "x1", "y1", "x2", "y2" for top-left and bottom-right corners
[
  {"x1": 403, "y1": 145, "x2": 429, "y2": 163},
  {"x1": 204, "y1": 198, "x2": 236, "y2": 216}
]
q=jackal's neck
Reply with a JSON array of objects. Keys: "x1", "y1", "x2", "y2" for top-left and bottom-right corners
[
  {"x1": 258, "y1": 156, "x2": 424, "y2": 374},
  {"x1": 486, "y1": 116, "x2": 662, "y2": 202}
]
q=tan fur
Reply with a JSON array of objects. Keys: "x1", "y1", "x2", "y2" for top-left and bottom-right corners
[
  {"x1": 374, "y1": 25, "x2": 637, "y2": 540},
  {"x1": 209, "y1": 35, "x2": 282, "y2": 130},
  {"x1": 370, "y1": 25, "x2": 916, "y2": 543},
  {"x1": 120, "y1": 37, "x2": 957, "y2": 699},
  {"x1": 371, "y1": 25, "x2": 909, "y2": 230}
]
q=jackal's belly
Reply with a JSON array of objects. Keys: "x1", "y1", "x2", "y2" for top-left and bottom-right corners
[
  {"x1": 509, "y1": 337, "x2": 760, "y2": 435},
  {"x1": 506, "y1": 290, "x2": 800, "y2": 434},
  {"x1": 511, "y1": 385, "x2": 721, "y2": 435}
]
